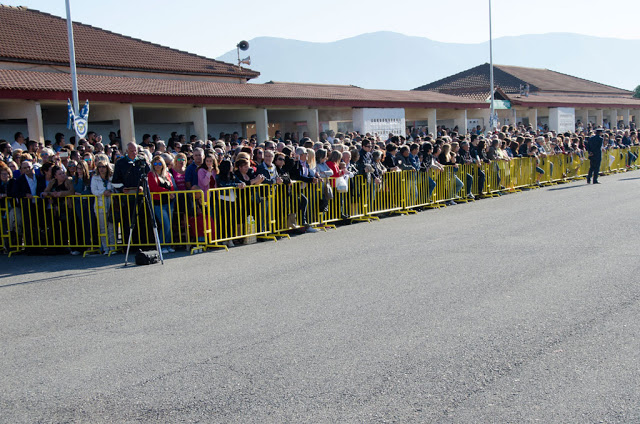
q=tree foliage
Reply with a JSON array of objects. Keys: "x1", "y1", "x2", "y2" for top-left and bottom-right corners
[{"x1": 634, "y1": 85, "x2": 640, "y2": 98}]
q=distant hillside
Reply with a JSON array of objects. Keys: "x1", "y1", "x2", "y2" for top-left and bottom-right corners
[{"x1": 217, "y1": 32, "x2": 639, "y2": 91}]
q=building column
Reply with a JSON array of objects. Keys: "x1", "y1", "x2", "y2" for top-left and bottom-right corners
[
  {"x1": 27, "y1": 102, "x2": 44, "y2": 144},
  {"x1": 119, "y1": 105, "x2": 136, "y2": 144},
  {"x1": 634, "y1": 110, "x2": 640, "y2": 129},
  {"x1": 511, "y1": 108, "x2": 518, "y2": 127},
  {"x1": 186, "y1": 107, "x2": 208, "y2": 141},
  {"x1": 427, "y1": 109, "x2": 437, "y2": 136},
  {"x1": 254, "y1": 108, "x2": 269, "y2": 143},
  {"x1": 453, "y1": 109, "x2": 467, "y2": 134},
  {"x1": 0, "y1": 100, "x2": 45, "y2": 143},
  {"x1": 479, "y1": 109, "x2": 491, "y2": 130},
  {"x1": 595, "y1": 109, "x2": 604, "y2": 128},
  {"x1": 527, "y1": 108, "x2": 538, "y2": 130},
  {"x1": 622, "y1": 109, "x2": 630, "y2": 128},
  {"x1": 92, "y1": 103, "x2": 136, "y2": 143},
  {"x1": 608, "y1": 109, "x2": 618, "y2": 130}
]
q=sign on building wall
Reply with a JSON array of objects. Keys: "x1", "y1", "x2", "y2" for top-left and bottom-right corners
[
  {"x1": 487, "y1": 100, "x2": 511, "y2": 110},
  {"x1": 467, "y1": 119, "x2": 483, "y2": 127},
  {"x1": 548, "y1": 107, "x2": 575, "y2": 133},
  {"x1": 352, "y1": 108, "x2": 405, "y2": 137}
]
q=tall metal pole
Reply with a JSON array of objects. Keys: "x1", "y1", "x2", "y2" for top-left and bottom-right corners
[
  {"x1": 489, "y1": 0, "x2": 495, "y2": 133},
  {"x1": 65, "y1": 0, "x2": 79, "y2": 115}
]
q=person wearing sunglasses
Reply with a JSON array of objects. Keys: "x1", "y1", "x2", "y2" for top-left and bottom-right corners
[
  {"x1": 147, "y1": 157, "x2": 175, "y2": 254},
  {"x1": 65, "y1": 160, "x2": 78, "y2": 177},
  {"x1": 82, "y1": 152, "x2": 95, "y2": 174},
  {"x1": 70, "y1": 159, "x2": 95, "y2": 251},
  {"x1": 169, "y1": 153, "x2": 188, "y2": 191},
  {"x1": 91, "y1": 160, "x2": 116, "y2": 255},
  {"x1": 42, "y1": 165, "x2": 78, "y2": 254}
]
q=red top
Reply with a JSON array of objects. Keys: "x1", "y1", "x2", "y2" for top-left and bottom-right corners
[
  {"x1": 147, "y1": 171, "x2": 174, "y2": 201},
  {"x1": 326, "y1": 160, "x2": 343, "y2": 187}
]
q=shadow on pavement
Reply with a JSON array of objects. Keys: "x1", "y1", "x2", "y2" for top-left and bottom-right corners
[
  {"x1": 548, "y1": 184, "x2": 589, "y2": 191},
  {"x1": 0, "y1": 249, "x2": 192, "y2": 288}
]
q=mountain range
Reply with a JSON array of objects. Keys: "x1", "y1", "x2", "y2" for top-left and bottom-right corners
[{"x1": 217, "y1": 32, "x2": 640, "y2": 92}]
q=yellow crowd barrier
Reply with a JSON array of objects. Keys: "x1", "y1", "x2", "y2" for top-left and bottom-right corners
[
  {"x1": 6, "y1": 195, "x2": 101, "y2": 257},
  {"x1": 108, "y1": 190, "x2": 207, "y2": 254},
  {"x1": 5, "y1": 152, "x2": 639, "y2": 257},
  {"x1": 367, "y1": 171, "x2": 405, "y2": 216},
  {"x1": 0, "y1": 196, "x2": 10, "y2": 250},
  {"x1": 270, "y1": 181, "x2": 301, "y2": 236},
  {"x1": 206, "y1": 184, "x2": 275, "y2": 247},
  {"x1": 320, "y1": 175, "x2": 368, "y2": 227}
]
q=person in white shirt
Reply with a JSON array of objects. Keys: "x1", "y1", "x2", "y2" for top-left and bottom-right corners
[
  {"x1": 90, "y1": 159, "x2": 116, "y2": 255},
  {"x1": 11, "y1": 132, "x2": 27, "y2": 152}
]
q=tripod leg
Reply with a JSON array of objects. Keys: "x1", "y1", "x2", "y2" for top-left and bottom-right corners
[
  {"x1": 123, "y1": 172, "x2": 167, "y2": 266},
  {"x1": 124, "y1": 192, "x2": 142, "y2": 266},
  {"x1": 142, "y1": 180, "x2": 164, "y2": 264}
]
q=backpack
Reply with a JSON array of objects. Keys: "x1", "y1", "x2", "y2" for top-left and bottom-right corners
[{"x1": 135, "y1": 249, "x2": 159, "y2": 265}]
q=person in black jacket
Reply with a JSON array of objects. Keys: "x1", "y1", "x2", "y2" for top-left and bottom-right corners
[
  {"x1": 0, "y1": 162, "x2": 16, "y2": 250},
  {"x1": 356, "y1": 139, "x2": 374, "y2": 178},
  {"x1": 14, "y1": 160, "x2": 46, "y2": 199},
  {"x1": 586, "y1": 128, "x2": 604, "y2": 184},
  {"x1": 111, "y1": 142, "x2": 151, "y2": 245},
  {"x1": 472, "y1": 139, "x2": 491, "y2": 194},
  {"x1": 13, "y1": 160, "x2": 47, "y2": 249},
  {"x1": 382, "y1": 143, "x2": 399, "y2": 171},
  {"x1": 289, "y1": 147, "x2": 319, "y2": 232}
]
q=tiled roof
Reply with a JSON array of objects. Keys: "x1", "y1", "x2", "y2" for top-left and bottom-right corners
[
  {"x1": 510, "y1": 93, "x2": 640, "y2": 108},
  {"x1": 495, "y1": 65, "x2": 630, "y2": 95},
  {"x1": 0, "y1": 5, "x2": 259, "y2": 79},
  {"x1": 413, "y1": 64, "x2": 530, "y2": 96},
  {"x1": 0, "y1": 69, "x2": 487, "y2": 108},
  {"x1": 414, "y1": 63, "x2": 631, "y2": 97}
]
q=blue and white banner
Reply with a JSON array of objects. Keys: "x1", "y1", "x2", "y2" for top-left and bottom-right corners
[
  {"x1": 74, "y1": 117, "x2": 88, "y2": 139},
  {"x1": 80, "y1": 100, "x2": 89, "y2": 120},
  {"x1": 66, "y1": 99, "x2": 75, "y2": 130},
  {"x1": 67, "y1": 99, "x2": 90, "y2": 139}
]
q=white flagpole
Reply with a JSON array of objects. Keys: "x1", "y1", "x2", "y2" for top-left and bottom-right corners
[
  {"x1": 65, "y1": 0, "x2": 79, "y2": 116},
  {"x1": 489, "y1": 0, "x2": 495, "y2": 133}
]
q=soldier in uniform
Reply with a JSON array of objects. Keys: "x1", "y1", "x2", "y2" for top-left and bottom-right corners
[{"x1": 586, "y1": 127, "x2": 604, "y2": 184}]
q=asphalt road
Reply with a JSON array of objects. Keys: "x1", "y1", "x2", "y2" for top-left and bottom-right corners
[{"x1": 2, "y1": 172, "x2": 640, "y2": 423}]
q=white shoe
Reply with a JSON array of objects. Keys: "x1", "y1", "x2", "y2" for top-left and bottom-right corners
[
  {"x1": 306, "y1": 227, "x2": 319, "y2": 233},
  {"x1": 161, "y1": 248, "x2": 169, "y2": 254},
  {"x1": 70, "y1": 250, "x2": 81, "y2": 256},
  {"x1": 225, "y1": 240, "x2": 235, "y2": 247},
  {"x1": 167, "y1": 247, "x2": 175, "y2": 253}
]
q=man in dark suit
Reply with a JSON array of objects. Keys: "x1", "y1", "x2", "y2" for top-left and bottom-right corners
[
  {"x1": 14, "y1": 160, "x2": 46, "y2": 198},
  {"x1": 289, "y1": 147, "x2": 319, "y2": 232},
  {"x1": 13, "y1": 160, "x2": 47, "y2": 248},
  {"x1": 586, "y1": 128, "x2": 604, "y2": 184}
]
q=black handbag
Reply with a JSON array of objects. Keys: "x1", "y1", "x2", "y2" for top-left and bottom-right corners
[{"x1": 135, "y1": 249, "x2": 159, "y2": 265}]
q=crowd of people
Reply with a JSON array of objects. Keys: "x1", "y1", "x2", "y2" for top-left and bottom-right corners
[{"x1": 0, "y1": 122, "x2": 638, "y2": 256}]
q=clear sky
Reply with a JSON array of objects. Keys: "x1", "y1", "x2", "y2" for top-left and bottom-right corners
[{"x1": 4, "y1": 0, "x2": 640, "y2": 58}]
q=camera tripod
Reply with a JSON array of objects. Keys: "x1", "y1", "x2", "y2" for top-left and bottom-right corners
[{"x1": 124, "y1": 172, "x2": 164, "y2": 266}]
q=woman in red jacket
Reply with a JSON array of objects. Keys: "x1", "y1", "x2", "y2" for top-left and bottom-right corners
[
  {"x1": 147, "y1": 156, "x2": 175, "y2": 253},
  {"x1": 326, "y1": 150, "x2": 344, "y2": 187}
]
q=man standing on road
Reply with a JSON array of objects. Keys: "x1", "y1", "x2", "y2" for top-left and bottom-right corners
[{"x1": 586, "y1": 128, "x2": 604, "y2": 184}]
